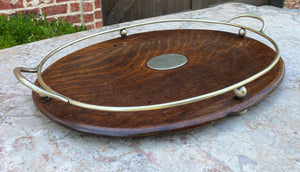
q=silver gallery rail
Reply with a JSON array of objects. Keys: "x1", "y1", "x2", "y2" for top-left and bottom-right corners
[{"x1": 14, "y1": 14, "x2": 280, "y2": 112}]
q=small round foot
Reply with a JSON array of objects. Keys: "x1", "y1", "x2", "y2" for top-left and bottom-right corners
[{"x1": 237, "y1": 109, "x2": 248, "y2": 115}]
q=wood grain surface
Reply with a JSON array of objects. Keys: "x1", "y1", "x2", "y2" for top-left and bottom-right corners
[{"x1": 33, "y1": 30, "x2": 285, "y2": 137}]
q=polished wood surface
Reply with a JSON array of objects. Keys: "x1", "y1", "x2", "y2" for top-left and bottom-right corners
[{"x1": 33, "y1": 30, "x2": 285, "y2": 137}]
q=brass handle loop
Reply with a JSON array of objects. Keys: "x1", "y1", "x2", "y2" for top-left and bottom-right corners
[
  {"x1": 14, "y1": 14, "x2": 280, "y2": 112},
  {"x1": 13, "y1": 67, "x2": 68, "y2": 102},
  {"x1": 226, "y1": 14, "x2": 266, "y2": 33}
]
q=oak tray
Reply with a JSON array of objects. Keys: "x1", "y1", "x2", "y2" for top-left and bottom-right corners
[{"x1": 14, "y1": 14, "x2": 284, "y2": 137}]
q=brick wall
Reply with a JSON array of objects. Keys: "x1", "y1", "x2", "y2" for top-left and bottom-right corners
[
  {"x1": 0, "y1": 0, "x2": 102, "y2": 29},
  {"x1": 0, "y1": 0, "x2": 298, "y2": 30},
  {"x1": 285, "y1": 0, "x2": 300, "y2": 8}
]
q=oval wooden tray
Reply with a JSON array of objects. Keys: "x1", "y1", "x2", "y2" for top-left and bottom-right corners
[
  {"x1": 14, "y1": 15, "x2": 284, "y2": 137},
  {"x1": 31, "y1": 29, "x2": 284, "y2": 137}
]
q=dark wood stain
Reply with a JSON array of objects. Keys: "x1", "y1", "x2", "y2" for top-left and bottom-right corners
[{"x1": 33, "y1": 30, "x2": 285, "y2": 137}]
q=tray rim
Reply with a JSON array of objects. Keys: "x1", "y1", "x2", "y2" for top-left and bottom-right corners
[{"x1": 32, "y1": 58, "x2": 285, "y2": 137}]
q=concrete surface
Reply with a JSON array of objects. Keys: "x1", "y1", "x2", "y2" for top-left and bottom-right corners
[{"x1": 0, "y1": 3, "x2": 299, "y2": 172}]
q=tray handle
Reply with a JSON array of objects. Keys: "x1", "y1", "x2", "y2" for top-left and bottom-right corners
[
  {"x1": 226, "y1": 14, "x2": 266, "y2": 33},
  {"x1": 13, "y1": 67, "x2": 68, "y2": 102}
]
